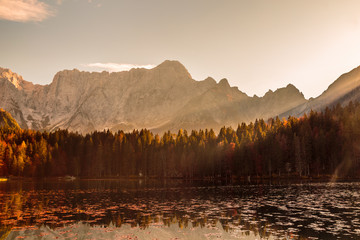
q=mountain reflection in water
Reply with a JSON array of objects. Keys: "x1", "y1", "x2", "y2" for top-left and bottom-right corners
[{"x1": 1, "y1": 180, "x2": 360, "y2": 239}]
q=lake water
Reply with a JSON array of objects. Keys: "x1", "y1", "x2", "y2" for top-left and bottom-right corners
[{"x1": 1, "y1": 179, "x2": 360, "y2": 239}]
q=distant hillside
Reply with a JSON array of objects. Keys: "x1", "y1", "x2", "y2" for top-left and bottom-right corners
[
  {"x1": 281, "y1": 65, "x2": 360, "y2": 118},
  {"x1": 0, "y1": 61, "x2": 359, "y2": 133},
  {"x1": 0, "y1": 108, "x2": 20, "y2": 129}
]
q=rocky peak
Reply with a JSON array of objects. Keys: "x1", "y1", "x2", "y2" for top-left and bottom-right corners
[
  {"x1": 264, "y1": 84, "x2": 304, "y2": 100},
  {"x1": 157, "y1": 60, "x2": 185, "y2": 69},
  {"x1": 0, "y1": 67, "x2": 37, "y2": 93},
  {"x1": 53, "y1": 69, "x2": 81, "y2": 80},
  {"x1": 218, "y1": 78, "x2": 230, "y2": 88},
  {"x1": 285, "y1": 83, "x2": 299, "y2": 92},
  {"x1": 0, "y1": 67, "x2": 24, "y2": 90},
  {"x1": 50, "y1": 69, "x2": 105, "y2": 92},
  {"x1": 155, "y1": 60, "x2": 192, "y2": 80},
  {"x1": 203, "y1": 77, "x2": 216, "y2": 84}
]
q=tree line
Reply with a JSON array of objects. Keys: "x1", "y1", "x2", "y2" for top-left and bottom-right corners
[{"x1": 1, "y1": 101, "x2": 360, "y2": 179}]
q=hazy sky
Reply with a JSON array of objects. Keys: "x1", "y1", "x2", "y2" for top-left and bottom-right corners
[{"x1": 1, "y1": 0, "x2": 360, "y2": 99}]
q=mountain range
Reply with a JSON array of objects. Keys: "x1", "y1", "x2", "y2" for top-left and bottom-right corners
[{"x1": 0, "y1": 60, "x2": 359, "y2": 134}]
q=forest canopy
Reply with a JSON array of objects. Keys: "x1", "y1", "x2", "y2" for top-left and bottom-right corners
[{"x1": 1, "y1": 102, "x2": 360, "y2": 179}]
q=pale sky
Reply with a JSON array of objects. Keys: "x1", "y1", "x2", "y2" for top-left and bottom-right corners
[{"x1": 1, "y1": 0, "x2": 360, "y2": 99}]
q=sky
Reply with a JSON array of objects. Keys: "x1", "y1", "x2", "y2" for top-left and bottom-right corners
[{"x1": 1, "y1": 0, "x2": 360, "y2": 99}]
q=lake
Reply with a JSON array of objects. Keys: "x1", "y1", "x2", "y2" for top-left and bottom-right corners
[{"x1": 1, "y1": 179, "x2": 360, "y2": 239}]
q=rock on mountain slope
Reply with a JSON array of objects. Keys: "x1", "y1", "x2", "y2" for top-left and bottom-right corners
[{"x1": 6, "y1": 60, "x2": 355, "y2": 134}]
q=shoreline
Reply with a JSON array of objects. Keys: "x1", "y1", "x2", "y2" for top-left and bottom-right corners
[{"x1": 2, "y1": 175, "x2": 360, "y2": 183}]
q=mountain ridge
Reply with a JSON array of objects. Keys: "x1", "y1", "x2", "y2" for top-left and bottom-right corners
[
  {"x1": 0, "y1": 60, "x2": 357, "y2": 134},
  {"x1": 280, "y1": 65, "x2": 360, "y2": 118}
]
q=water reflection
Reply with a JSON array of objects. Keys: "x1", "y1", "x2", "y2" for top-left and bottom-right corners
[{"x1": 1, "y1": 180, "x2": 360, "y2": 239}]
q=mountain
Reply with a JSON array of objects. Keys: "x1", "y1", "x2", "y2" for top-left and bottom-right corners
[
  {"x1": 0, "y1": 67, "x2": 42, "y2": 129},
  {"x1": 0, "y1": 108, "x2": 20, "y2": 129},
  {"x1": 155, "y1": 81, "x2": 306, "y2": 132},
  {"x1": 2, "y1": 60, "x2": 356, "y2": 134},
  {"x1": 281, "y1": 66, "x2": 360, "y2": 118},
  {"x1": 0, "y1": 61, "x2": 219, "y2": 132}
]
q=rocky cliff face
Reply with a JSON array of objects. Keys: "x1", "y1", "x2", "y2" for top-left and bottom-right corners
[
  {"x1": 0, "y1": 68, "x2": 39, "y2": 129},
  {"x1": 39, "y1": 61, "x2": 219, "y2": 133},
  {"x1": 0, "y1": 61, "x2": 221, "y2": 133},
  {"x1": 4, "y1": 60, "x2": 356, "y2": 134}
]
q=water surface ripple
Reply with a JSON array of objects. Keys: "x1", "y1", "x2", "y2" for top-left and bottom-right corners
[{"x1": 1, "y1": 180, "x2": 360, "y2": 239}]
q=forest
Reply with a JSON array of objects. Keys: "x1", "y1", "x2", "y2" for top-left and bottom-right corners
[{"x1": 1, "y1": 101, "x2": 360, "y2": 179}]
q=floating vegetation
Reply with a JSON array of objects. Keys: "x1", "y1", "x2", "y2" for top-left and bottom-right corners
[{"x1": 1, "y1": 180, "x2": 360, "y2": 239}]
